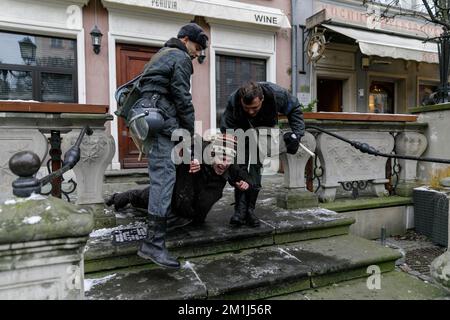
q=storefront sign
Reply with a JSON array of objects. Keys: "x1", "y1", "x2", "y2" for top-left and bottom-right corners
[
  {"x1": 149, "y1": 0, "x2": 178, "y2": 10},
  {"x1": 254, "y1": 14, "x2": 278, "y2": 25},
  {"x1": 313, "y1": 1, "x2": 442, "y2": 38},
  {"x1": 103, "y1": 0, "x2": 290, "y2": 28}
]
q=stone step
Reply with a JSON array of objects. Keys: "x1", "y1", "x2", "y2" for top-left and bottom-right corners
[
  {"x1": 84, "y1": 206, "x2": 355, "y2": 273},
  {"x1": 104, "y1": 169, "x2": 149, "y2": 184},
  {"x1": 269, "y1": 269, "x2": 450, "y2": 300},
  {"x1": 84, "y1": 234, "x2": 402, "y2": 300}
]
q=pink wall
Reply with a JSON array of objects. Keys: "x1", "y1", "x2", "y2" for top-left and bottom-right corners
[
  {"x1": 83, "y1": 0, "x2": 109, "y2": 106},
  {"x1": 236, "y1": 0, "x2": 292, "y2": 90},
  {"x1": 191, "y1": 18, "x2": 211, "y2": 132}
]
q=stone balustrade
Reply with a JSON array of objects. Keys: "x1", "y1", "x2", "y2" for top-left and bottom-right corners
[
  {"x1": 277, "y1": 113, "x2": 428, "y2": 207},
  {"x1": 0, "y1": 104, "x2": 115, "y2": 206},
  {"x1": 0, "y1": 195, "x2": 94, "y2": 299}
]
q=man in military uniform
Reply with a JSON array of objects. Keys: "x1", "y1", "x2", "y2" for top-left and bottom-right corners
[{"x1": 134, "y1": 23, "x2": 209, "y2": 269}]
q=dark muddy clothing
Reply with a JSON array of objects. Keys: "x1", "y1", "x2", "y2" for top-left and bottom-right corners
[{"x1": 122, "y1": 164, "x2": 249, "y2": 224}]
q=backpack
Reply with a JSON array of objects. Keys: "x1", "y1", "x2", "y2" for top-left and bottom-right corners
[
  {"x1": 114, "y1": 48, "x2": 177, "y2": 159},
  {"x1": 114, "y1": 47, "x2": 177, "y2": 124}
]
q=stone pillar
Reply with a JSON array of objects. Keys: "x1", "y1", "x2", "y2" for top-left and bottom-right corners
[
  {"x1": 394, "y1": 132, "x2": 428, "y2": 197},
  {"x1": 0, "y1": 129, "x2": 48, "y2": 201},
  {"x1": 430, "y1": 194, "x2": 450, "y2": 289},
  {"x1": 276, "y1": 131, "x2": 318, "y2": 209},
  {"x1": 62, "y1": 129, "x2": 115, "y2": 205},
  {"x1": 61, "y1": 129, "x2": 115, "y2": 228},
  {"x1": 0, "y1": 196, "x2": 94, "y2": 299}
]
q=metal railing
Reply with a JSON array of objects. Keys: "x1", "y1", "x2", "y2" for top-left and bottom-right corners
[{"x1": 9, "y1": 126, "x2": 93, "y2": 199}]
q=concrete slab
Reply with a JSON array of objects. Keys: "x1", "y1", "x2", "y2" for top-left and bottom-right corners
[
  {"x1": 84, "y1": 206, "x2": 354, "y2": 273},
  {"x1": 85, "y1": 265, "x2": 206, "y2": 300},
  {"x1": 84, "y1": 235, "x2": 403, "y2": 300},
  {"x1": 188, "y1": 246, "x2": 311, "y2": 299},
  {"x1": 270, "y1": 270, "x2": 450, "y2": 300}
]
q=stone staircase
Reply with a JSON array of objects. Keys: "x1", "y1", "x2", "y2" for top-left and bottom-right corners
[{"x1": 84, "y1": 176, "x2": 402, "y2": 300}]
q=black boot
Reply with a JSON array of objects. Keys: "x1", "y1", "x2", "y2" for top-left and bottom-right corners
[
  {"x1": 230, "y1": 189, "x2": 247, "y2": 226},
  {"x1": 166, "y1": 212, "x2": 192, "y2": 232},
  {"x1": 245, "y1": 189, "x2": 260, "y2": 227},
  {"x1": 137, "y1": 216, "x2": 180, "y2": 269}
]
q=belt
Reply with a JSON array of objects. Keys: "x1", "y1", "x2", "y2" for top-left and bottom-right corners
[{"x1": 142, "y1": 92, "x2": 160, "y2": 100}]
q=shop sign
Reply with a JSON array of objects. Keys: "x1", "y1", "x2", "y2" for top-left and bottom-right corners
[{"x1": 312, "y1": 1, "x2": 442, "y2": 38}]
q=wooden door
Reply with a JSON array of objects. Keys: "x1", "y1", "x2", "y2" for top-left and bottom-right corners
[
  {"x1": 317, "y1": 78, "x2": 343, "y2": 112},
  {"x1": 116, "y1": 44, "x2": 159, "y2": 168}
]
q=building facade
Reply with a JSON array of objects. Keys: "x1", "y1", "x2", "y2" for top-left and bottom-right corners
[
  {"x1": 294, "y1": 0, "x2": 441, "y2": 114},
  {"x1": 0, "y1": 0, "x2": 292, "y2": 170}
]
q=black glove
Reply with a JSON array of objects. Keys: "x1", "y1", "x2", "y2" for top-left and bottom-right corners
[{"x1": 283, "y1": 132, "x2": 300, "y2": 154}]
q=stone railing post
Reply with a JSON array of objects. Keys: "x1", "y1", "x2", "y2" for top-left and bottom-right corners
[
  {"x1": 394, "y1": 132, "x2": 428, "y2": 196},
  {"x1": 0, "y1": 152, "x2": 94, "y2": 299},
  {"x1": 276, "y1": 131, "x2": 318, "y2": 209},
  {"x1": 61, "y1": 129, "x2": 115, "y2": 205},
  {"x1": 0, "y1": 129, "x2": 48, "y2": 202},
  {"x1": 0, "y1": 197, "x2": 94, "y2": 299},
  {"x1": 430, "y1": 194, "x2": 450, "y2": 289}
]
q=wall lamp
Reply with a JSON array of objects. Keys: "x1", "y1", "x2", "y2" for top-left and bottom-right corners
[{"x1": 90, "y1": 25, "x2": 103, "y2": 54}]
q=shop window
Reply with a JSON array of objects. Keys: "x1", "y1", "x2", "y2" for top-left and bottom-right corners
[
  {"x1": 0, "y1": 31, "x2": 77, "y2": 102},
  {"x1": 369, "y1": 81, "x2": 394, "y2": 114},
  {"x1": 418, "y1": 81, "x2": 439, "y2": 106},
  {"x1": 216, "y1": 54, "x2": 266, "y2": 127}
]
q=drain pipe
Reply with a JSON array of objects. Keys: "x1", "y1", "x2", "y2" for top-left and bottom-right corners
[{"x1": 291, "y1": 0, "x2": 298, "y2": 96}]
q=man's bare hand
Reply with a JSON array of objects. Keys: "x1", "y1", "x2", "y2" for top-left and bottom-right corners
[
  {"x1": 189, "y1": 159, "x2": 201, "y2": 173},
  {"x1": 236, "y1": 180, "x2": 249, "y2": 191}
]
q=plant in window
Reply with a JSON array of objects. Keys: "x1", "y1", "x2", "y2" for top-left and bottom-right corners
[{"x1": 300, "y1": 99, "x2": 317, "y2": 112}]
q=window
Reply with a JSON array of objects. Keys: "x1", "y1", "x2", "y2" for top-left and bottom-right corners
[
  {"x1": 418, "y1": 80, "x2": 439, "y2": 106},
  {"x1": 0, "y1": 31, "x2": 77, "y2": 102},
  {"x1": 216, "y1": 54, "x2": 266, "y2": 126},
  {"x1": 369, "y1": 81, "x2": 395, "y2": 113}
]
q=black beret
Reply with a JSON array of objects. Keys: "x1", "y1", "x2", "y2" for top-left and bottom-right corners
[{"x1": 177, "y1": 23, "x2": 209, "y2": 50}]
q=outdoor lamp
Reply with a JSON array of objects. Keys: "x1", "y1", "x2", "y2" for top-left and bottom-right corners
[
  {"x1": 18, "y1": 37, "x2": 36, "y2": 65},
  {"x1": 90, "y1": 25, "x2": 103, "y2": 54},
  {"x1": 198, "y1": 50, "x2": 206, "y2": 64}
]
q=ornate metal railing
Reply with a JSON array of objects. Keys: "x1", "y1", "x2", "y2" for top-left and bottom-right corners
[{"x1": 9, "y1": 125, "x2": 93, "y2": 200}]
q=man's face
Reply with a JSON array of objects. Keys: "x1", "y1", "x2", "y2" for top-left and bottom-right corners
[
  {"x1": 242, "y1": 97, "x2": 263, "y2": 118},
  {"x1": 212, "y1": 156, "x2": 231, "y2": 175},
  {"x1": 186, "y1": 40, "x2": 202, "y2": 60}
]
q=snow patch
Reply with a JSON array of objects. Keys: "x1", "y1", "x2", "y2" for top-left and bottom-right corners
[
  {"x1": 22, "y1": 216, "x2": 42, "y2": 225},
  {"x1": 4, "y1": 199, "x2": 16, "y2": 205},
  {"x1": 414, "y1": 186, "x2": 449, "y2": 194},
  {"x1": 26, "y1": 193, "x2": 46, "y2": 201},
  {"x1": 258, "y1": 197, "x2": 274, "y2": 204},
  {"x1": 89, "y1": 221, "x2": 148, "y2": 238},
  {"x1": 45, "y1": 206, "x2": 51, "y2": 211},
  {"x1": 249, "y1": 265, "x2": 279, "y2": 279},
  {"x1": 89, "y1": 227, "x2": 114, "y2": 238},
  {"x1": 84, "y1": 274, "x2": 116, "y2": 292}
]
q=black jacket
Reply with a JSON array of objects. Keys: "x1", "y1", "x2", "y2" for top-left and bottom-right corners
[
  {"x1": 123, "y1": 163, "x2": 249, "y2": 224},
  {"x1": 140, "y1": 38, "x2": 195, "y2": 136},
  {"x1": 219, "y1": 82, "x2": 305, "y2": 139},
  {"x1": 172, "y1": 163, "x2": 249, "y2": 223}
]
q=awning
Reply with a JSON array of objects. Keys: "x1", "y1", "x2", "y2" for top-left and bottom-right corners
[
  {"x1": 102, "y1": 0, "x2": 291, "y2": 29},
  {"x1": 323, "y1": 24, "x2": 438, "y2": 64}
]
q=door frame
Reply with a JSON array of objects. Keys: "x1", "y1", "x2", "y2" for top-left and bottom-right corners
[
  {"x1": 115, "y1": 43, "x2": 159, "y2": 168},
  {"x1": 312, "y1": 69, "x2": 356, "y2": 112},
  {"x1": 108, "y1": 35, "x2": 166, "y2": 169},
  {"x1": 367, "y1": 71, "x2": 408, "y2": 114}
]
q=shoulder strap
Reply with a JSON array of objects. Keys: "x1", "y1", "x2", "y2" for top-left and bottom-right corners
[{"x1": 138, "y1": 47, "x2": 179, "y2": 85}]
